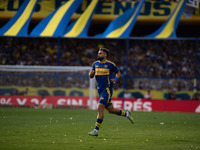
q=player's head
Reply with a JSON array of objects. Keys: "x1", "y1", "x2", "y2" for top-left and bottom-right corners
[{"x1": 97, "y1": 48, "x2": 110, "y2": 61}]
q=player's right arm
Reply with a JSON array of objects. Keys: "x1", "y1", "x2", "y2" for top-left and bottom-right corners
[
  {"x1": 89, "y1": 62, "x2": 95, "y2": 78},
  {"x1": 89, "y1": 70, "x2": 95, "y2": 78}
]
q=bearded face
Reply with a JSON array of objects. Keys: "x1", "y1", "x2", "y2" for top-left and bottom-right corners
[
  {"x1": 97, "y1": 50, "x2": 106, "y2": 61},
  {"x1": 97, "y1": 55, "x2": 104, "y2": 61}
]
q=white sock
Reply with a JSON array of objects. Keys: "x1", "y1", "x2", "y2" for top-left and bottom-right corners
[{"x1": 94, "y1": 129, "x2": 98, "y2": 132}]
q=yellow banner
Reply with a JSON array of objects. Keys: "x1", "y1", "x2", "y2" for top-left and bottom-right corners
[
  {"x1": 0, "y1": 86, "x2": 196, "y2": 100},
  {"x1": 0, "y1": 0, "x2": 199, "y2": 23}
]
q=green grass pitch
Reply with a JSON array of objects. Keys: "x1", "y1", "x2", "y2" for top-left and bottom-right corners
[{"x1": 0, "y1": 108, "x2": 200, "y2": 150}]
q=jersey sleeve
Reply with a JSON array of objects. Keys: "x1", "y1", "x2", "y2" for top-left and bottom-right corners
[
  {"x1": 92, "y1": 62, "x2": 96, "y2": 71},
  {"x1": 113, "y1": 65, "x2": 119, "y2": 73},
  {"x1": 110, "y1": 62, "x2": 119, "y2": 73}
]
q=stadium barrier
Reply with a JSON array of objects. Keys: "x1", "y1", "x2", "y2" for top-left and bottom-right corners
[
  {"x1": 0, "y1": 86, "x2": 196, "y2": 100},
  {"x1": 0, "y1": 96, "x2": 200, "y2": 113}
]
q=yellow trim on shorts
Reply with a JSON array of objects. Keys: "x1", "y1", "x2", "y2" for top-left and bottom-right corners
[{"x1": 106, "y1": 87, "x2": 111, "y2": 105}]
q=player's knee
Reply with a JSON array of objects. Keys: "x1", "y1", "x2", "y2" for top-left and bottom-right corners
[
  {"x1": 97, "y1": 109, "x2": 104, "y2": 119},
  {"x1": 97, "y1": 107, "x2": 103, "y2": 113},
  {"x1": 108, "y1": 109, "x2": 114, "y2": 114}
]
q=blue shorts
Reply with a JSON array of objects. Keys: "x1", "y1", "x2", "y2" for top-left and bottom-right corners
[{"x1": 98, "y1": 87, "x2": 113, "y2": 108}]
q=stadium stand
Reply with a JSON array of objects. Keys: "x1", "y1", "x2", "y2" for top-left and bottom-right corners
[
  {"x1": 0, "y1": 0, "x2": 199, "y2": 99},
  {"x1": 0, "y1": 38, "x2": 198, "y2": 78}
]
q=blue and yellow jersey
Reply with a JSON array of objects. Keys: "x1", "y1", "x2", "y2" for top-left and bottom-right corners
[{"x1": 92, "y1": 60, "x2": 119, "y2": 90}]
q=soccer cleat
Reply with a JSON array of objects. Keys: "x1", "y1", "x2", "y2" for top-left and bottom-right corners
[
  {"x1": 126, "y1": 111, "x2": 134, "y2": 124},
  {"x1": 88, "y1": 129, "x2": 98, "y2": 136}
]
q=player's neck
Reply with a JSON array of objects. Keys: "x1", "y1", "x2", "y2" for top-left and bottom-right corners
[{"x1": 99, "y1": 58, "x2": 107, "y2": 63}]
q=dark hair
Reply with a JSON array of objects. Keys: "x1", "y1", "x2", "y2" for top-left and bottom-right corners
[{"x1": 100, "y1": 48, "x2": 110, "y2": 57}]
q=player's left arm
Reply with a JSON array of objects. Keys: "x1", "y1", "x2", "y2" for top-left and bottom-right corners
[
  {"x1": 110, "y1": 63, "x2": 121, "y2": 83},
  {"x1": 111, "y1": 71, "x2": 121, "y2": 83}
]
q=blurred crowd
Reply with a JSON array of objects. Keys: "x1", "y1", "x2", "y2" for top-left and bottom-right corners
[
  {"x1": 100, "y1": 0, "x2": 178, "y2": 2},
  {"x1": 0, "y1": 72, "x2": 89, "y2": 88},
  {"x1": 127, "y1": 40, "x2": 198, "y2": 78},
  {"x1": 0, "y1": 37, "x2": 199, "y2": 92}
]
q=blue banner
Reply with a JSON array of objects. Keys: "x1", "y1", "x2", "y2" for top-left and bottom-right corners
[
  {"x1": 30, "y1": 0, "x2": 82, "y2": 37},
  {"x1": 95, "y1": 0, "x2": 145, "y2": 38},
  {"x1": 146, "y1": 0, "x2": 187, "y2": 38},
  {"x1": 64, "y1": 0, "x2": 99, "y2": 37},
  {"x1": 0, "y1": 0, "x2": 37, "y2": 36}
]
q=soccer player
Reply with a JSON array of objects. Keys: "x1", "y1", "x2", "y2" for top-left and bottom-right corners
[{"x1": 88, "y1": 48, "x2": 134, "y2": 136}]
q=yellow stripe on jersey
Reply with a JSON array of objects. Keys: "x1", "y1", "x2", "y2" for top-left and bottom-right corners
[
  {"x1": 95, "y1": 68, "x2": 110, "y2": 75},
  {"x1": 106, "y1": 60, "x2": 116, "y2": 67}
]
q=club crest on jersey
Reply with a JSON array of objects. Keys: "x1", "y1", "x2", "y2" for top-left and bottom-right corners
[
  {"x1": 96, "y1": 65, "x2": 99, "y2": 68},
  {"x1": 104, "y1": 65, "x2": 108, "y2": 68}
]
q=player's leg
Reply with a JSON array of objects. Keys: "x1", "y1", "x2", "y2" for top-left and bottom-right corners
[
  {"x1": 107, "y1": 87, "x2": 134, "y2": 124},
  {"x1": 105, "y1": 87, "x2": 126, "y2": 116},
  {"x1": 88, "y1": 103, "x2": 105, "y2": 136},
  {"x1": 106, "y1": 104, "x2": 126, "y2": 116},
  {"x1": 106, "y1": 87, "x2": 127, "y2": 116},
  {"x1": 106, "y1": 104, "x2": 134, "y2": 124},
  {"x1": 88, "y1": 89, "x2": 107, "y2": 136},
  {"x1": 95, "y1": 103, "x2": 105, "y2": 130}
]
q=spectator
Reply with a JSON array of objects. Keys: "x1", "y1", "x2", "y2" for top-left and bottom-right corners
[
  {"x1": 138, "y1": 81, "x2": 143, "y2": 89},
  {"x1": 191, "y1": 92, "x2": 200, "y2": 100},
  {"x1": 124, "y1": 89, "x2": 132, "y2": 99},
  {"x1": 144, "y1": 90, "x2": 152, "y2": 99},
  {"x1": 168, "y1": 89, "x2": 176, "y2": 100}
]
